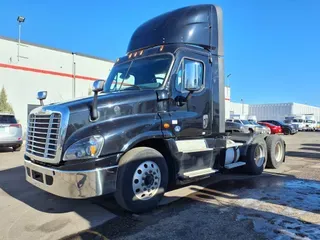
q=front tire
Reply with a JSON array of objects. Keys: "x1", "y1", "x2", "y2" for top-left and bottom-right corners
[{"x1": 115, "y1": 147, "x2": 168, "y2": 213}]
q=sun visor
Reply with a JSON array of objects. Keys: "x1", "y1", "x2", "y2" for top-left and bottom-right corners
[{"x1": 127, "y1": 4, "x2": 224, "y2": 56}]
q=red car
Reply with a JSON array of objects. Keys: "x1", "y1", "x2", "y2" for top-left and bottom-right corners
[{"x1": 258, "y1": 122, "x2": 282, "y2": 134}]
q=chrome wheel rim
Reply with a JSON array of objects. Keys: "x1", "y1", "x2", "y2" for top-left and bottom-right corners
[
  {"x1": 254, "y1": 145, "x2": 265, "y2": 167},
  {"x1": 275, "y1": 142, "x2": 283, "y2": 162},
  {"x1": 132, "y1": 161, "x2": 161, "y2": 201}
]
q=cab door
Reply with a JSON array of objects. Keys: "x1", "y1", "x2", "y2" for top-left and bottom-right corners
[{"x1": 168, "y1": 49, "x2": 212, "y2": 139}]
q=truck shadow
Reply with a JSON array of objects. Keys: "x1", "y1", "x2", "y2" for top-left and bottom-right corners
[
  {"x1": 0, "y1": 165, "x2": 319, "y2": 240},
  {"x1": 72, "y1": 173, "x2": 320, "y2": 240}
]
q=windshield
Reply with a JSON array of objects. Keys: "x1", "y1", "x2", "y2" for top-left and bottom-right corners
[
  {"x1": 241, "y1": 120, "x2": 251, "y2": 125},
  {"x1": 293, "y1": 119, "x2": 304, "y2": 123},
  {"x1": 104, "y1": 54, "x2": 172, "y2": 92}
]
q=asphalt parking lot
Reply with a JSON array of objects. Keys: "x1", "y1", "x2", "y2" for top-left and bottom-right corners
[{"x1": 1, "y1": 132, "x2": 319, "y2": 240}]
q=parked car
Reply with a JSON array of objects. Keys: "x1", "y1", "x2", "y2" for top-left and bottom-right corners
[
  {"x1": 248, "y1": 121, "x2": 271, "y2": 134},
  {"x1": 259, "y1": 120, "x2": 297, "y2": 135},
  {"x1": 258, "y1": 122, "x2": 282, "y2": 134},
  {"x1": 225, "y1": 121, "x2": 250, "y2": 134},
  {"x1": 226, "y1": 119, "x2": 263, "y2": 134},
  {"x1": 316, "y1": 121, "x2": 320, "y2": 131},
  {"x1": 283, "y1": 119, "x2": 299, "y2": 131},
  {"x1": 305, "y1": 119, "x2": 316, "y2": 131},
  {"x1": 0, "y1": 113, "x2": 23, "y2": 151}
]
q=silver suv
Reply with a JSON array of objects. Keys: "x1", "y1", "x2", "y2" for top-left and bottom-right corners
[
  {"x1": 226, "y1": 119, "x2": 265, "y2": 134},
  {"x1": 0, "y1": 113, "x2": 23, "y2": 151}
]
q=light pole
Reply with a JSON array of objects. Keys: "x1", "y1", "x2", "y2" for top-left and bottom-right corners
[
  {"x1": 72, "y1": 52, "x2": 76, "y2": 98},
  {"x1": 241, "y1": 98, "x2": 244, "y2": 115},
  {"x1": 17, "y1": 16, "x2": 25, "y2": 61},
  {"x1": 226, "y1": 73, "x2": 231, "y2": 87}
]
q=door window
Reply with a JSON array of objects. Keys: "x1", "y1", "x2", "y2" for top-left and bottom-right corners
[{"x1": 175, "y1": 58, "x2": 204, "y2": 92}]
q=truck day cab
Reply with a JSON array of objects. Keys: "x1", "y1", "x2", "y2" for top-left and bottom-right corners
[{"x1": 24, "y1": 5, "x2": 286, "y2": 212}]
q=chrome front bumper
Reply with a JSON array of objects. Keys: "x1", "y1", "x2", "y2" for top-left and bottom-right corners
[{"x1": 24, "y1": 160, "x2": 117, "y2": 198}]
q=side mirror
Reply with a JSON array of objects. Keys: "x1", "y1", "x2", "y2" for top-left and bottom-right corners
[
  {"x1": 184, "y1": 61, "x2": 202, "y2": 92},
  {"x1": 90, "y1": 80, "x2": 105, "y2": 121},
  {"x1": 92, "y1": 80, "x2": 105, "y2": 93},
  {"x1": 37, "y1": 91, "x2": 47, "y2": 106}
]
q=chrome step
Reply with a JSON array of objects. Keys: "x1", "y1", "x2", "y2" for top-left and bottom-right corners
[
  {"x1": 183, "y1": 168, "x2": 217, "y2": 178},
  {"x1": 224, "y1": 161, "x2": 246, "y2": 169}
]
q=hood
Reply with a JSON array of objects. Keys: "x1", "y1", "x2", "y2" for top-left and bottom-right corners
[
  {"x1": 35, "y1": 90, "x2": 159, "y2": 139},
  {"x1": 41, "y1": 90, "x2": 157, "y2": 113}
]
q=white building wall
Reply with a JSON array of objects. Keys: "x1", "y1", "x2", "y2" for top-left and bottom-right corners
[
  {"x1": 249, "y1": 103, "x2": 320, "y2": 122},
  {"x1": 249, "y1": 103, "x2": 293, "y2": 121},
  {"x1": 0, "y1": 37, "x2": 114, "y2": 134},
  {"x1": 229, "y1": 102, "x2": 249, "y2": 117},
  {"x1": 292, "y1": 103, "x2": 320, "y2": 122}
]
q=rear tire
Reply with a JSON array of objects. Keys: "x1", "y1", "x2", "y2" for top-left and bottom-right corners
[
  {"x1": 13, "y1": 145, "x2": 22, "y2": 151},
  {"x1": 244, "y1": 137, "x2": 267, "y2": 175},
  {"x1": 266, "y1": 135, "x2": 285, "y2": 169},
  {"x1": 115, "y1": 147, "x2": 168, "y2": 213}
]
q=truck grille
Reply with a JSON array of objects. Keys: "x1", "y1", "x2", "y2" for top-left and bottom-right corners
[{"x1": 26, "y1": 113, "x2": 61, "y2": 159}]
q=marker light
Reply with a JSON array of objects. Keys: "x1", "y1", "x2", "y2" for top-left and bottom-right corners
[{"x1": 163, "y1": 123, "x2": 170, "y2": 129}]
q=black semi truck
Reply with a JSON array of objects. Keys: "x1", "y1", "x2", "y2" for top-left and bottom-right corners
[{"x1": 24, "y1": 4, "x2": 286, "y2": 212}]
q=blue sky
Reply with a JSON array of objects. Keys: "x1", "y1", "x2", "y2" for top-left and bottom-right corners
[{"x1": 1, "y1": 0, "x2": 319, "y2": 106}]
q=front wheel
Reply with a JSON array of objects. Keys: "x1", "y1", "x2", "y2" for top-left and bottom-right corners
[
  {"x1": 284, "y1": 128, "x2": 290, "y2": 135},
  {"x1": 115, "y1": 147, "x2": 168, "y2": 213}
]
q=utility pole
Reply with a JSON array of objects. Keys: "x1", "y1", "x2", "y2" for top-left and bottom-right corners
[
  {"x1": 241, "y1": 98, "x2": 244, "y2": 115},
  {"x1": 17, "y1": 16, "x2": 25, "y2": 61},
  {"x1": 226, "y1": 73, "x2": 231, "y2": 87}
]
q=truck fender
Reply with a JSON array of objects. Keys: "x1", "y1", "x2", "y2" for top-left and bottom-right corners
[{"x1": 120, "y1": 130, "x2": 175, "y2": 153}]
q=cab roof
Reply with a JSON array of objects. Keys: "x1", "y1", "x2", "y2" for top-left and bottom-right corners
[{"x1": 127, "y1": 4, "x2": 224, "y2": 56}]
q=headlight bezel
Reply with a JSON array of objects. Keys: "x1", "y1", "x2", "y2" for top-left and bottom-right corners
[{"x1": 63, "y1": 135, "x2": 104, "y2": 161}]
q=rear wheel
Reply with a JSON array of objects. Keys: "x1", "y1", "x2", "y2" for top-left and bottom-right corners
[
  {"x1": 13, "y1": 145, "x2": 22, "y2": 151},
  {"x1": 244, "y1": 137, "x2": 267, "y2": 175},
  {"x1": 115, "y1": 147, "x2": 168, "y2": 213},
  {"x1": 266, "y1": 135, "x2": 285, "y2": 169}
]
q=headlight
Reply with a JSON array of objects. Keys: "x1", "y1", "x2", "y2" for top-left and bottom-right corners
[{"x1": 63, "y1": 135, "x2": 104, "y2": 161}]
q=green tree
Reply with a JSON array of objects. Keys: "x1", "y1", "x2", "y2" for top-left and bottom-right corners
[{"x1": 0, "y1": 86, "x2": 14, "y2": 113}]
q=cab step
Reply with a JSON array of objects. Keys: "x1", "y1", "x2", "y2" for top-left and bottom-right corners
[
  {"x1": 182, "y1": 168, "x2": 218, "y2": 178},
  {"x1": 224, "y1": 161, "x2": 246, "y2": 169}
]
